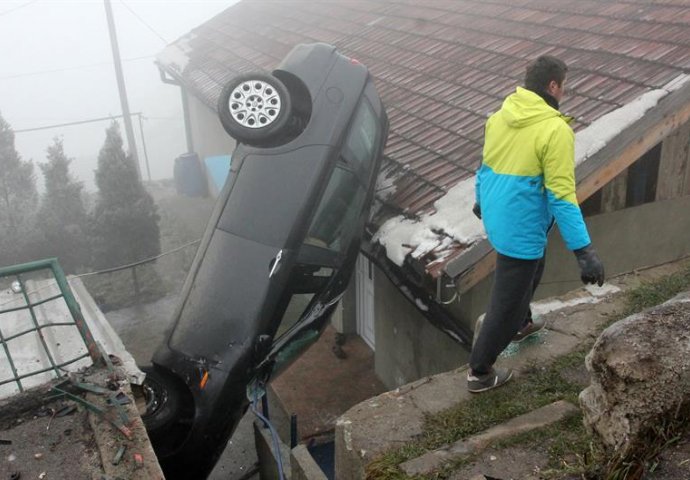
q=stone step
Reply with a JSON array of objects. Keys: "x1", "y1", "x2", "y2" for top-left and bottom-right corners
[{"x1": 399, "y1": 400, "x2": 578, "y2": 477}]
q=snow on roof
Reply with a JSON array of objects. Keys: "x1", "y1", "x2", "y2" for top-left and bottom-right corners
[
  {"x1": 575, "y1": 74, "x2": 690, "y2": 166},
  {"x1": 375, "y1": 76, "x2": 690, "y2": 268},
  {"x1": 374, "y1": 175, "x2": 484, "y2": 267},
  {"x1": 156, "y1": 33, "x2": 196, "y2": 76}
]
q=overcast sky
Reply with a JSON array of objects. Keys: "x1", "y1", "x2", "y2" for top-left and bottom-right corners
[{"x1": 0, "y1": 0, "x2": 235, "y2": 191}]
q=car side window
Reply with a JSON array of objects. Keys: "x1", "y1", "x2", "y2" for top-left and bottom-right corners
[
  {"x1": 304, "y1": 165, "x2": 365, "y2": 254},
  {"x1": 343, "y1": 99, "x2": 380, "y2": 182}
]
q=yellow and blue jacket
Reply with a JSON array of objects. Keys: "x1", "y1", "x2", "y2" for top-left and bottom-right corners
[{"x1": 476, "y1": 87, "x2": 590, "y2": 260}]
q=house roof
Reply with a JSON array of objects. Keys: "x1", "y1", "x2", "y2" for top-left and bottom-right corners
[{"x1": 157, "y1": 0, "x2": 690, "y2": 280}]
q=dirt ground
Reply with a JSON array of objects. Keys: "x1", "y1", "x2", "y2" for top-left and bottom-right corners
[
  {"x1": 647, "y1": 434, "x2": 690, "y2": 480},
  {"x1": 1, "y1": 364, "x2": 164, "y2": 480},
  {"x1": 0, "y1": 389, "x2": 103, "y2": 480},
  {"x1": 0, "y1": 395, "x2": 103, "y2": 479}
]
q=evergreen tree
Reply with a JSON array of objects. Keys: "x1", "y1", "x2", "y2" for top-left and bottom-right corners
[
  {"x1": 0, "y1": 112, "x2": 38, "y2": 267},
  {"x1": 91, "y1": 121, "x2": 160, "y2": 269},
  {"x1": 35, "y1": 137, "x2": 89, "y2": 272}
]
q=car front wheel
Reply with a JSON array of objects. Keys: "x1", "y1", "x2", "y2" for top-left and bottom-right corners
[
  {"x1": 140, "y1": 365, "x2": 183, "y2": 435},
  {"x1": 217, "y1": 73, "x2": 293, "y2": 147}
]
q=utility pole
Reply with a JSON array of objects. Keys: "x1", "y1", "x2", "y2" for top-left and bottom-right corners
[
  {"x1": 137, "y1": 113, "x2": 152, "y2": 181},
  {"x1": 104, "y1": 0, "x2": 142, "y2": 181}
]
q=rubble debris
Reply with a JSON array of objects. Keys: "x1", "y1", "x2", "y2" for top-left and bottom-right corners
[
  {"x1": 54, "y1": 405, "x2": 76, "y2": 418},
  {"x1": 112, "y1": 445, "x2": 126, "y2": 465}
]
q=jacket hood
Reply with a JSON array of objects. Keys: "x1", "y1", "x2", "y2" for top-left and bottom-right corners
[{"x1": 500, "y1": 87, "x2": 564, "y2": 128}]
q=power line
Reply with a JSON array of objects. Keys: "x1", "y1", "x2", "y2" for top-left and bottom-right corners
[
  {"x1": 118, "y1": 0, "x2": 169, "y2": 45},
  {"x1": 0, "y1": 55, "x2": 155, "y2": 80},
  {"x1": 0, "y1": 0, "x2": 38, "y2": 16},
  {"x1": 14, "y1": 112, "x2": 142, "y2": 133}
]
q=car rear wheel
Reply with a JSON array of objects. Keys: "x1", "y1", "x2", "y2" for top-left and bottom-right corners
[{"x1": 218, "y1": 73, "x2": 293, "y2": 146}]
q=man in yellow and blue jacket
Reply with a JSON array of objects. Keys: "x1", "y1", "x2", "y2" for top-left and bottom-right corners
[{"x1": 468, "y1": 56, "x2": 605, "y2": 393}]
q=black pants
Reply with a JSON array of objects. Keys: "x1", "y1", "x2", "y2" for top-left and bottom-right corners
[{"x1": 469, "y1": 253, "x2": 545, "y2": 375}]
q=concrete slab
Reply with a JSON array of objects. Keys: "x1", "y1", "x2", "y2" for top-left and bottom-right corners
[
  {"x1": 496, "y1": 329, "x2": 581, "y2": 373},
  {"x1": 400, "y1": 400, "x2": 578, "y2": 476},
  {"x1": 335, "y1": 391, "x2": 426, "y2": 480},
  {"x1": 449, "y1": 445, "x2": 548, "y2": 480},
  {"x1": 546, "y1": 298, "x2": 622, "y2": 341}
]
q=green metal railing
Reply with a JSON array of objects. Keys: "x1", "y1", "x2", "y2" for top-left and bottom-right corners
[{"x1": 0, "y1": 258, "x2": 102, "y2": 393}]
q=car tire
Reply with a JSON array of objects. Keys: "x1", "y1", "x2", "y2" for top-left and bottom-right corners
[
  {"x1": 217, "y1": 73, "x2": 293, "y2": 146},
  {"x1": 140, "y1": 365, "x2": 183, "y2": 435}
]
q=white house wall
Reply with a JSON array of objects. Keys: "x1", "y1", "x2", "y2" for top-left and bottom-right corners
[{"x1": 186, "y1": 92, "x2": 236, "y2": 161}]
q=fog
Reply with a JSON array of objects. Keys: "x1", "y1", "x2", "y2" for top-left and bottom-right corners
[{"x1": 0, "y1": 0, "x2": 234, "y2": 191}]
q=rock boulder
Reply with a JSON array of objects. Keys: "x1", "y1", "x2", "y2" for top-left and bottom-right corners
[{"x1": 579, "y1": 292, "x2": 690, "y2": 455}]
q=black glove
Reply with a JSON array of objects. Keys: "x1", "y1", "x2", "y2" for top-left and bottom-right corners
[
  {"x1": 472, "y1": 202, "x2": 481, "y2": 219},
  {"x1": 574, "y1": 244, "x2": 605, "y2": 286}
]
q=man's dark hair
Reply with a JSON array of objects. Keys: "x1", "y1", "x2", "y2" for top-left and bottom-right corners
[{"x1": 524, "y1": 55, "x2": 568, "y2": 94}]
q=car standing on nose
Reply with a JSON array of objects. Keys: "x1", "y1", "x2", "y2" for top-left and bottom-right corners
[{"x1": 140, "y1": 43, "x2": 389, "y2": 479}]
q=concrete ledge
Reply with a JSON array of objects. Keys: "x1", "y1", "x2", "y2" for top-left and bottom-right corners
[
  {"x1": 335, "y1": 368, "x2": 470, "y2": 479},
  {"x1": 334, "y1": 285, "x2": 630, "y2": 479},
  {"x1": 87, "y1": 374, "x2": 165, "y2": 479},
  {"x1": 400, "y1": 400, "x2": 578, "y2": 476}
]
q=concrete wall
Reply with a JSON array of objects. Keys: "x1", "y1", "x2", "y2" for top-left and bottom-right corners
[
  {"x1": 372, "y1": 264, "x2": 470, "y2": 390},
  {"x1": 187, "y1": 93, "x2": 236, "y2": 160},
  {"x1": 537, "y1": 194, "x2": 690, "y2": 299},
  {"x1": 372, "y1": 194, "x2": 690, "y2": 389}
]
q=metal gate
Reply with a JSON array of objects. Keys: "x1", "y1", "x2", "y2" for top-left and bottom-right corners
[{"x1": 0, "y1": 258, "x2": 101, "y2": 395}]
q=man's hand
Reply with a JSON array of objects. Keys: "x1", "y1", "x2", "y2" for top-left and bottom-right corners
[
  {"x1": 574, "y1": 244, "x2": 605, "y2": 286},
  {"x1": 472, "y1": 203, "x2": 481, "y2": 219}
]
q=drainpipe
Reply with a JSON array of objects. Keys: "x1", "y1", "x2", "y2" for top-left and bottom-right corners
[{"x1": 158, "y1": 66, "x2": 194, "y2": 153}]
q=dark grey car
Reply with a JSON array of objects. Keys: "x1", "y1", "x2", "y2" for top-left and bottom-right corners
[{"x1": 141, "y1": 43, "x2": 389, "y2": 478}]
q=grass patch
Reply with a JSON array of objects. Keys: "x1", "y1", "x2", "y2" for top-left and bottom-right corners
[
  {"x1": 620, "y1": 264, "x2": 690, "y2": 317},
  {"x1": 366, "y1": 260, "x2": 690, "y2": 480},
  {"x1": 492, "y1": 413, "x2": 593, "y2": 478}
]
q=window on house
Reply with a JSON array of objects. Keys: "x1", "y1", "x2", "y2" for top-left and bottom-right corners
[
  {"x1": 578, "y1": 142, "x2": 662, "y2": 216},
  {"x1": 579, "y1": 189, "x2": 602, "y2": 217},
  {"x1": 625, "y1": 143, "x2": 661, "y2": 207}
]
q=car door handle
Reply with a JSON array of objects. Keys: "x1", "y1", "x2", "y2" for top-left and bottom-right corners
[{"x1": 269, "y1": 249, "x2": 283, "y2": 278}]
